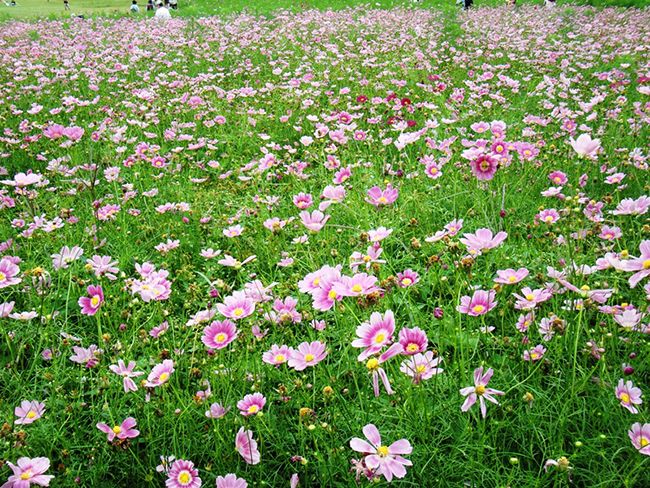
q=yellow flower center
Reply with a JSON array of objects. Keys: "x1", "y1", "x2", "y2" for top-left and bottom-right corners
[
  {"x1": 374, "y1": 333, "x2": 386, "y2": 344},
  {"x1": 620, "y1": 393, "x2": 630, "y2": 404},
  {"x1": 312, "y1": 278, "x2": 320, "y2": 286},
  {"x1": 351, "y1": 284, "x2": 363, "y2": 293},
  {"x1": 366, "y1": 358, "x2": 379, "y2": 371},
  {"x1": 304, "y1": 353, "x2": 315, "y2": 362},
  {"x1": 378, "y1": 196, "x2": 387, "y2": 204},
  {"x1": 544, "y1": 216, "x2": 554, "y2": 223},
  {"x1": 215, "y1": 333, "x2": 227, "y2": 343},
  {"x1": 530, "y1": 352, "x2": 539, "y2": 360},
  {"x1": 415, "y1": 365, "x2": 426, "y2": 374},
  {"x1": 525, "y1": 294, "x2": 535, "y2": 301},
  {"x1": 641, "y1": 437, "x2": 649, "y2": 448},
  {"x1": 475, "y1": 385, "x2": 486, "y2": 395},
  {"x1": 20, "y1": 471, "x2": 32, "y2": 480},
  {"x1": 363, "y1": 255, "x2": 372, "y2": 263},
  {"x1": 112, "y1": 425, "x2": 122, "y2": 434},
  {"x1": 275, "y1": 354, "x2": 285, "y2": 363},
  {"x1": 643, "y1": 259, "x2": 650, "y2": 270},
  {"x1": 233, "y1": 307, "x2": 244, "y2": 317},
  {"x1": 26, "y1": 410, "x2": 37, "y2": 419},
  {"x1": 377, "y1": 445, "x2": 389, "y2": 457},
  {"x1": 553, "y1": 177, "x2": 561, "y2": 183},
  {"x1": 247, "y1": 405, "x2": 259, "y2": 414},
  {"x1": 480, "y1": 161, "x2": 490, "y2": 171},
  {"x1": 406, "y1": 343, "x2": 419, "y2": 353},
  {"x1": 91, "y1": 296, "x2": 100, "y2": 307},
  {"x1": 159, "y1": 372, "x2": 169, "y2": 382},
  {"x1": 401, "y1": 278, "x2": 412, "y2": 286},
  {"x1": 472, "y1": 305, "x2": 485, "y2": 314},
  {"x1": 508, "y1": 276, "x2": 516, "y2": 283},
  {"x1": 0, "y1": 272, "x2": 6, "y2": 282},
  {"x1": 178, "y1": 471, "x2": 191, "y2": 485},
  {"x1": 328, "y1": 290, "x2": 338, "y2": 300}
]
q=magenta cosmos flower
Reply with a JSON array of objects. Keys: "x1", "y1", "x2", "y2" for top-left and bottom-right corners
[
  {"x1": 352, "y1": 310, "x2": 396, "y2": 360},
  {"x1": 145, "y1": 359, "x2": 174, "y2": 387},
  {"x1": 522, "y1": 345, "x2": 546, "y2": 362},
  {"x1": 398, "y1": 327, "x2": 428, "y2": 355},
  {"x1": 216, "y1": 291, "x2": 255, "y2": 320},
  {"x1": 460, "y1": 367, "x2": 504, "y2": 418},
  {"x1": 457, "y1": 290, "x2": 497, "y2": 316},
  {"x1": 216, "y1": 474, "x2": 247, "y2": 488},
  {"x1": 2, "y1": 457, "x2": 54, "y2": 487},
  {"x1": 201, "y1": 320, "x2": 238, "y2": 350},
  {"x1": 396, "y1": 269, "x2": 419, "y2": 288},
  {"x1": 349, "y1": 424, "x2": 412, "y2": 482},
  {"x1": 237, "y1": 393, "x2": 266, "y2": 416},
  {"x1": 399, "y1": 351, "x2": 443, "y2": 384},
  {"x1": 96, "y1": 417, "x2": 139, "y2": 443},
  {"x1": 14, "y1": 400, "x2": 45, "y2": 425},
  {"x1": 262, "y1": 344, "x2": 292, "y2": 366},
  {"x1": 288, "y1": 341, "x2": 327, "y2": 371},
  {"x1": 78, "y1": 284, "x2": 104, "y2": 316},
  {"x1": 628, "y1": 423, "x2": 650, "y2": 456},
  {"x1": 616, "y1": 379, "x2": 643, "y2": 414},
  {"x1": 166, "y1": 459, "x2": 202, "y2": 488},
  {"x1": 366, "y1": 184, "x2": 398, "y2": 207},
  {"x1": 235, "y1": 427, "x2": 261, "y2": 465},
  {"x1": 470, "y1": 154, "x2": 498, "y2": 181}
]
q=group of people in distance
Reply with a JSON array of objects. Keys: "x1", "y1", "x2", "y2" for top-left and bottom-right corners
[{"x1": 129, "y1": 0, "x2": 177, "y2": 17}]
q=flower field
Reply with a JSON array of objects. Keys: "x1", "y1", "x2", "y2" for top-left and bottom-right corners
[{"x1": 0, "y1": 3, "x2": 649, "y2": 487}]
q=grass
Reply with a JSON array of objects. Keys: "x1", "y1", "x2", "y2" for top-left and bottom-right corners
[{"x1": 0, "y1": 2, "x2": 649, "y2": 488}]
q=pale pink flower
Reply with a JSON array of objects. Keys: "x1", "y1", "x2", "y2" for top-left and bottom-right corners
[
  {"x1": 460, "y1": 367, "x2": 504, "y2": 418},
  {"x1": 235, "y1": 427, "x2": 260, "y2": 465},
  {"x1": 616, "y1": 379, "x2": 643, "y2": 414},
  {"x1": 96, "y1": 417, "x2": 139, "y2": 443},
  {"x1": 349, "y1": 424, "x2": 412, "y2": 482},
  {"x1": 457, "y1": 290, "x2": 497, "y2": 316},
  {"x1": 288, "y1": 341, "x2": 327, "y2": 371}
]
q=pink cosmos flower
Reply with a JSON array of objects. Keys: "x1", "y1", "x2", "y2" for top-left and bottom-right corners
[
  {"x1": 78, "y1": 284, "x2": 104, "y2": 316},
  {"x1": 216, "y1": 474, "x2": 248, "y2": 488},
  {"x1": 598, "y1": 225, "x2": 622, "y2": 241},
  {"x1": 400, "y1": 351, "x2": 443, "y2": 384},
  {"x1": 629, "y1": 423, "x2": 650, "y2": 456},
  {"x1": 470, "y1": 154, "x2": 498, "y2": 181},
  {"x1": 457, "y1": 290, "x2": 497, "y2": 316},
  {"x1": 235, "y1": 427, "x2": 261, "y2": 465},
  {"x1": 619, "y1": 240, "x2": 650, "y2": 288},
  {"x1": 86, "y1": 255, "x2": 119, "y2": 280},
  {"x1": 536, "y1": 208, "x2": 560, "y2": 224},
  {"x1": 237, "y1": 393, "x2": 266, "y2": 416},
  {"x1": 51, "y1": 245, "x2": 84, "y2": 270},
  {"x1": 494, "y1": 268, "x2": 529, "y2": 285},
  {"x1": 166, "y1": 459, "x2": 202, "y2": 488},
  {"x1": 364, "y1": 343, "x2": 403, "y2": 397},
  {"x1": 202, "y1": 320, "x2": 238, "y2": 350},
  {"x1": 14, "y1": 400, "x2": 45, "y2": 425},
  {"x1": 548, "y1": 171, "x2": 567, "y2": 186},
  {"x1": 611, "y1": 196, "x2": 649, "y2": 216},
  {"x1": 216, "y1": 291, "x2": 255, "y2": 320},
  {"x1": 0, "y1": 257, "x2": 21, "y2": 289},
  {"x1": 288, "y1": 341, "x2": 327, "y2": 371},
  {"x1": 262, "y1": 344, "x2": 292, "y2": 366},
  {"x1": 352, "y1": 310, "x2": 396, "y2": 361},
  {"x1": 267, "y1": 297, "x2": 302, "y2": 324},
  {"x1": 292, "y1": 193, "x2": 313, "y2": 209},
  {"x1": 1, "y1": 172, "x2": 42, "y2": 187},
  {"x1": 349, "y1": 246, "x2": 386, "y2": 272},
  {"x1": 205, "y1": 403, "x2": 230, "y2": 419},
  {"x1": 96, "y1": 417, "x2": 139, "y2": 443},
  {"x1": 459, "y1": 228, "x2": 507, "y2": 254},
  {"x1": 2, "y1": 457, "x2": 54, "y2": 487},
  {"x1": 616, "y1": 379, "x2": 643, "y2": 414},
  {"x1": 460, "y1": 367, "x2": 504, "y2": 418},
  {"x1": 332, "y1": 273, "x2": 380, "y2": 297},
  {"x1": 145, "y1": 359, "x2": 174, "y2": 387},
  {"x1": 570, "y1": 133, "x2": 601, "y2": 157},
  {"x1": 223, "y1": 225, "x2": 244, "y2": 238},
  {"x1": 109, "y1": 360, "x2": 144, "y2": 393},
  {"x1": 522, "y1": 345, "x2": 546, "y2": 362},
  {"x1": 398, "y1": 327, "x2": 428, "y2": 355},
  {"x1": 366, "y1": 184, "x2": 398, "y2": 207},
  {"x1": 69, "y1": 345, "x2": 101, "y2": 368},
  {"x1": 349, "y1": 424, "x2": 412, "y2": 482},
  {"x1": 396, "y1": 269, "x2": 419, "y2": 288},
  {"x1": 367, "y1": 227, "x2": 393, "y2": 242},
  {"x1": 513, "y1": 287, "x2": 553, "y2": 310},
  {"x1": 299, "y1": 210, "x2": 330, "y2": 232}
]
